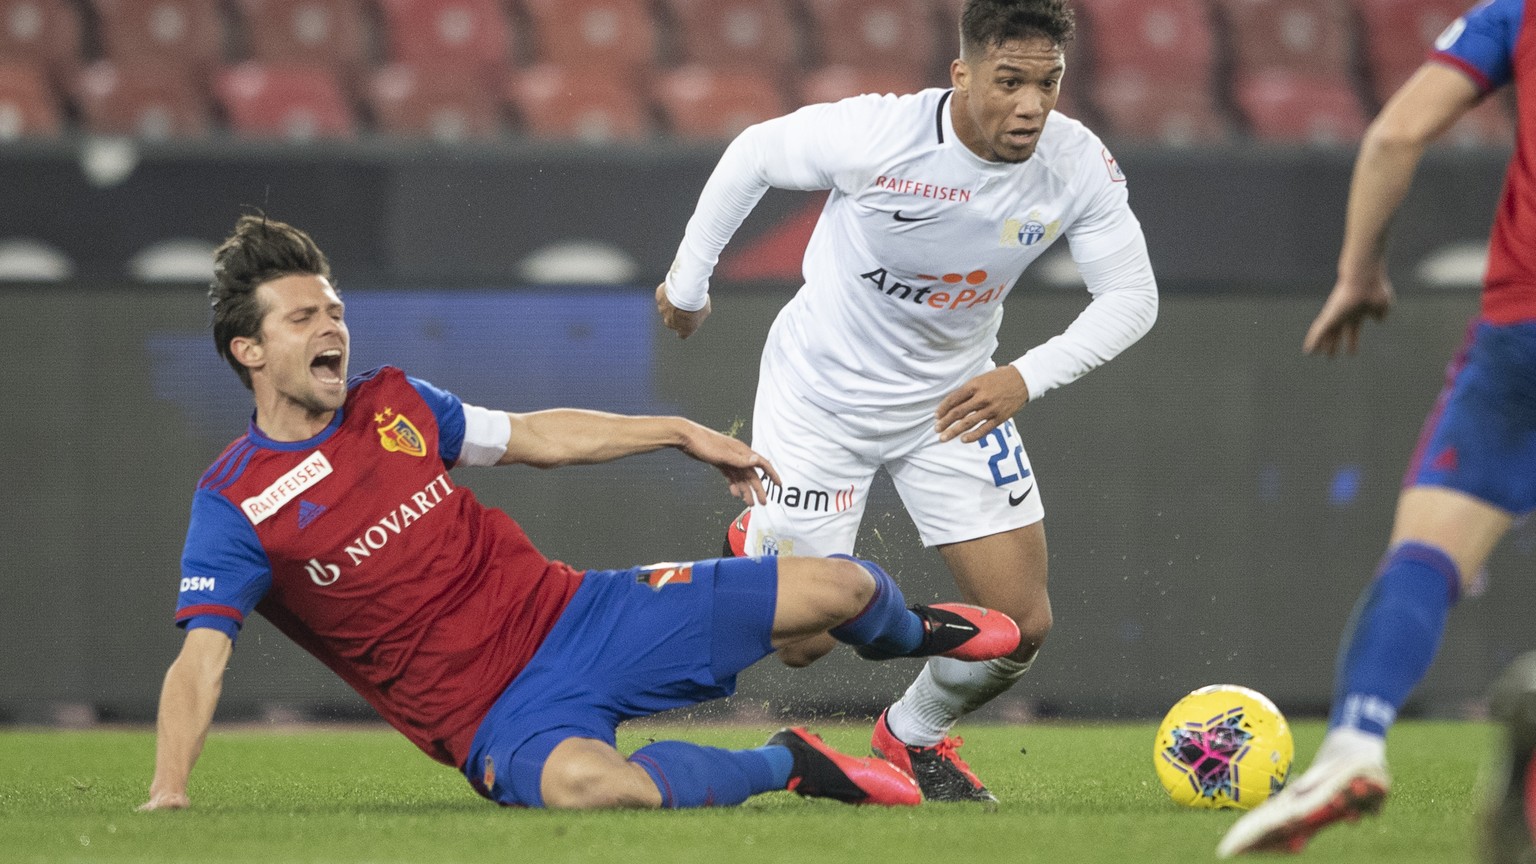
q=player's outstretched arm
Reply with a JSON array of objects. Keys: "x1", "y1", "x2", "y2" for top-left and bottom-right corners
[
  {"x1": 1307, "y1": 63, "x2": 1482, "y2": 356},
  {"x1": 498, "y1": 410, "x2": 780, "y2": 504},
  {"x1": 140, "y1": 627, "x2": 231, "y2": 812}
]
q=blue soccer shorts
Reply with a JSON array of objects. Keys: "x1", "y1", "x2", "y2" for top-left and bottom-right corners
[
  {"x1": 1405, "y1": 319, "x2": 1536, "y2": 514},
  {"x1": 462, "y1": 555, "x2": 779, "y2": 807}
]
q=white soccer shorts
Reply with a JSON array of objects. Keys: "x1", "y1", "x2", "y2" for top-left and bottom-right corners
[{"x1": 742, "y1": 368, "x2": 1046, "y2": 558}]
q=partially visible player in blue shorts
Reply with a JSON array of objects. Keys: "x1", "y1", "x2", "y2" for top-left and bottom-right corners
[{"x1": 1220, "y1": 0, "x2": 1536, "y2": 857}]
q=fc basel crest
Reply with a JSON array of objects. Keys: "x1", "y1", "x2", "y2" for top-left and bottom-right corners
[{"x1": 374, "y1": 407, "x2": 426, "y2": 457}]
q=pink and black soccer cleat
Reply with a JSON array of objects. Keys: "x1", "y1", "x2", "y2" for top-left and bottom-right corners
[
  {"x1": 870, "y1": 709, "x2": 996, "y2": 803},
  {"x1": 856, "y1": 603, "x2": 1021, "y2": 663},
  {"x1": 768, "y1": 726, "x2": 922, "y2": 806}
]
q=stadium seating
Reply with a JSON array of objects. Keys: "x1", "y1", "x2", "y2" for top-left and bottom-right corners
[
  {"x1": 235, "y1": 0, "x2": 369, "y2": 77},
  {"x1": 797, "y1": 65, "x2": 927, "y2": 105},
  {"x1": 505, "y1": 63, "x2": 651, "y2": 141},
  {"x1": 521, "y1": 0, "x2": 656, "y2": 72},
  {"x1": 368, "y1": 63, "x2": 502, "y2": 141},
  {"x1": 216, "y1": 62, "x2": 356, "y2": 139},
  {"x1": 1077, "y1": 0, "x2": 1227, "y2": 143},
  {"x1": 91, "y1": 0, "x2": 225, "y2": 69},
  {"x1": 801, "y1": 0, "x2": 938, "y2": 73},
  {"x1": 662, "y1": 0, "x2": 798, "y2": 73},
  {"x1": 1218, "y1": 0, "x2": 1355, "y2": 79},
  {"x1": 0, "y1": 0, "x2": 82, "y2": 83},
  {"x1": 1216, "y1": 0, "x2": 1367, "y2": 141},
  {"x1": 376, "y1": 0, "x2": 511, "y2": 83},
  {"x1": 653, "y1": 65, "x2": 789, "y2": 139},
  {"x1": 1234, "y1": 71, "x2": 1368, "y2": 145},
  {"x1": 0, "y1": 59, "x2": 60, "y2": 137},
  {"x1": 74, "y1": 60, "x2": 211, "y2": 137},
  {"x1": 1092, "y1": 75, "x2": 1229, "y2": 145},
  {"x1": 0, "y1": 0, "x2": 1510, "y2": 146}
]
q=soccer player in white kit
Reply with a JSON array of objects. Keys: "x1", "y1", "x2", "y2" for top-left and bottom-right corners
[{"x1": 656, "y1": 0, "x2": 1158, "y2": 801}]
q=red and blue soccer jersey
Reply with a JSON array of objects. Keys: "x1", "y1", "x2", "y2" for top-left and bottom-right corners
[
  {"x1": 175, "y1": 366, "x2": 584, "y2": 767},
  {"x1": 1434, "y1": 0, "x2": 1536, "y2": 323}
]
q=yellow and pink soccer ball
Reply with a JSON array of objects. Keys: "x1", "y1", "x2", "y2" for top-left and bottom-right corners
[{"x1": 1153, "y1": 684, "x2": 1294, "y2": 810}]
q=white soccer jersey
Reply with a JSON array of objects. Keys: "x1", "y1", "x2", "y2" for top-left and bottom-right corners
[{"x1": 666, "y1": 88, "x2": 1157, "y2": 416}]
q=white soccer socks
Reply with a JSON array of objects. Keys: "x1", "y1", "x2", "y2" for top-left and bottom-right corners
[{"x1": 885, "y1": 654, "x2": 1034, "y2": 747}]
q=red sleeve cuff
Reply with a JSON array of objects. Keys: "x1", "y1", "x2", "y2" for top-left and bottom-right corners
[{"x1": 175, "y1": 604, "x2": 245, "y2": 623}]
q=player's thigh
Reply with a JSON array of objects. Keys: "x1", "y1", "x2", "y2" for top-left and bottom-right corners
[
  {"x1": 465, "y1": 561, "x2": 777, "y2": 806},
  {"x1": 1399, "y1": 320, "x2": 1536, "y2": 576},
  {"x1": 887, "y1": 417, "x2": 1044, "y2": 549},
  {"x1": 745, "y1": 388, "x2": 876, "y2": 557}
]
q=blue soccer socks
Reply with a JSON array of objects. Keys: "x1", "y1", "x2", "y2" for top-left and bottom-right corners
[
  {"x1": 628, "y1": 742, "x2": 792, "y2": 808},
  {"x1": 826, "y1": 556, "x2": 925, "y2": 657},
  {"x1": 1330, "y1": 541, "x2": 1461, "y2": 738}
]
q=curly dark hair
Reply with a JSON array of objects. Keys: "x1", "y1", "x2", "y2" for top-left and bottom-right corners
[
  {"x1": 960, "y1": 0, "x2": 1076, "y2": 59},
  {"x1": 209, "y1": 214, "x2": 332, "y2": 389}
]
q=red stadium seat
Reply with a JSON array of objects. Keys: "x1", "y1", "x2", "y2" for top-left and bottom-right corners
[
  {"x1": 796, "y1": 64, "x2": 927, "y2": 105},
  {"x1": 1216, "y1": 0, "x2": 1354, "y2": 81},
  {"x1": 216, "y1": 62, "x2": 356, "y2": 139},
  {"x1": 368, "y1": 63, "x2": 502, "y2": 141},
  {"x1": 376, "y1": 0, "x2": 511, "y2": 82},
  {"x1": 1077, "y1": 0, "x2": 1221, "y2": 142},
  {"x1": 0, "y1": 60, "x2": 61, "y2": 138},
  {"x1": 1077, "y1": 0, "x2": 1215, "y2": 86},
  {"x1": 235, "y1": 0, "x2": 369, "y2": 76},
  {"x1": 1091, "y1": 71, "x2": 1230, "y2": 145},
  {"x1": 1235, "y1": 72, "x2": 1367, "y2": 144},
  {"x1": 654, "y1": 65, "x2": 789, "y2": 139},
  {"x1": 0, "y1": 0, "x2": 82, "y2": 81},
  {"x1": 74, "y1": 60, "x2": 210, "y2": 138},
  {"x1": 91, "y1": 0, "x2": 224, "y2": 69},
  {"x1": 521, "y1": 0, "x2": 656, "y2": 72},
  {"x1": 801, "y1": 0, "x2": 937, "y2": 72},
  {"x1": 662, "y1": 0, "x2": 798, "y2": 73},
  {"x1": 1354, "y1": 0, "x2": 1467, "y2": 105},
  {"x1": 505, "y1": 63, "x2": 651, "y2": 142}
]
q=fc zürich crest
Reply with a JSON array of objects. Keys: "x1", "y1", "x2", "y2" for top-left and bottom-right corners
[{"x1": 374, "y1": 407, "x2": 426, "y2": 457}]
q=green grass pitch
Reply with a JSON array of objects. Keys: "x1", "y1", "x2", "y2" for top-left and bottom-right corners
[{"x1": 0, "y1": 720, "x2": 1492, "y2": 863}]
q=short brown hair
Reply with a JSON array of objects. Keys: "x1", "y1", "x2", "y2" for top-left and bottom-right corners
[
  {"x1": 961, "y1": 0, "x2": 1076, "y2": 59},
  {"x1": 209, "y1": 214, "x2": 332, "y2": 389}
]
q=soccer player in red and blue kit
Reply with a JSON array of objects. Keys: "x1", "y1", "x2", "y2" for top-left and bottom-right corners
[
  {"x1": 140, "y1": 215, "x2": 1022, "y2": 813},
  {"x1": 1220, "y1": 0, "x2": 1536, "y2": 857}
]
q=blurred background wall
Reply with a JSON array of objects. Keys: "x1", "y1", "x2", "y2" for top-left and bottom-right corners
[{"x1": 2, "y1": 0, "x2": 1532, "y2": 725}]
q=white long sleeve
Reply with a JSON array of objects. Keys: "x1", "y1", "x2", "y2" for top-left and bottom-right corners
[{"x1": 1011, "y1": 235, "x2": 1158, "y2": 399}]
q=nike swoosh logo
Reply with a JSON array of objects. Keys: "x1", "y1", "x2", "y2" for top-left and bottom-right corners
[
  {"x1": 1008, "y1": 485, "x2": 1035, "y2": 507},
  {"x1": 892, "y1": 210, "x2": 937, "y2": 223}
]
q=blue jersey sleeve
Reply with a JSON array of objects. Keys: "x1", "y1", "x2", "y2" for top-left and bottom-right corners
[
  {"x1": 176, "y1": 489, "x2": 273, "y2": 640},
  {"x1": 407, "y1": 375, "x2": 467, "y2": 466},
  {"x1": 1434, "y1": 0, "x2": 1525, "y2": 92}
]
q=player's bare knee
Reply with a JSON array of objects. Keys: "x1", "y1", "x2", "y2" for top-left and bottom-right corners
[
  {"x1": 541, "y1": 743, "x2": 660, "y2": 810},
  {"x1": 1010, "y1": 606, "x2": 1052, "y2": 662},
  {"x1": 542, "y1": 761, "x2": 655, "y2": 810},
  {"x1": 825, "y1": 557, "x2": 875, "y2": 621}
]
